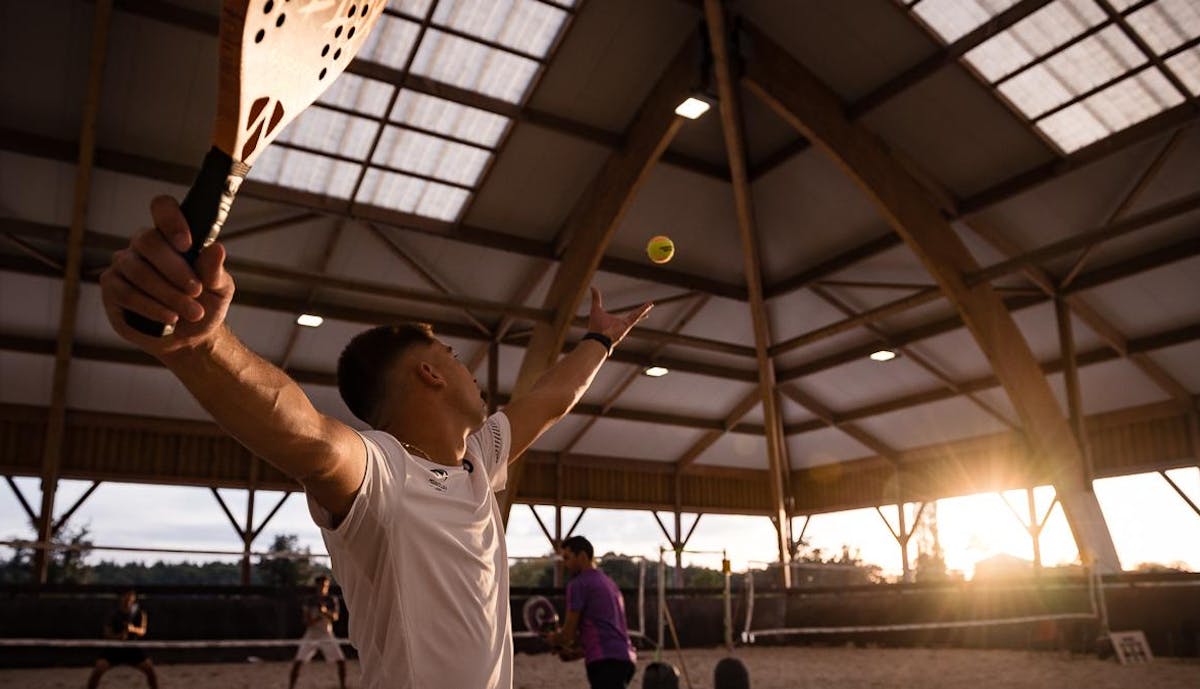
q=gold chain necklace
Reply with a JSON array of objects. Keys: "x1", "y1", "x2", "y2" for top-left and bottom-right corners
[{"x1": 400, "y1": 441, "x2": 434, "y2": 462}]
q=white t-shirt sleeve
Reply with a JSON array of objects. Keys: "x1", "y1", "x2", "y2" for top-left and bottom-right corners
[
  {"x1": 306, "y1": 430, "x2": 399, "y2": 544},
  {"x1": 465, "y1": 412, "x2": 511, "y2": 493}
]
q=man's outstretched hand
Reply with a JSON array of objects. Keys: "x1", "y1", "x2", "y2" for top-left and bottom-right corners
[
  {"x1": 100, "y1": 196, "x2": 235, "y2": 357},
  {"x1": 586, "y1": 286, "x2": 652, "y2": 349}
]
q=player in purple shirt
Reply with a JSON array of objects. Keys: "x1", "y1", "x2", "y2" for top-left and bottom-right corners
[{"x1": 547, "y1": 536, "x2": 637, "y2": 689}]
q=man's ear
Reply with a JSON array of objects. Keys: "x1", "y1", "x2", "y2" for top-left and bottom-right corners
[{"x1": 417, "y1": 360, "x2": 445, "y2": 388}]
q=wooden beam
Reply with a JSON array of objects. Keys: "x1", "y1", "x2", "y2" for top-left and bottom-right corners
[
  {"x1": 210, "y1": 488, "x2": 246, "y2": 539},
  {"x1": 250, "y1": 491, "x2": 293, "y2": 542},
  {"x1": 784, "y1": 318, "x2": 1200, "y2": 436},
  {"x1": 501, "y1": 29, "x2": 699, "y2": 520},
  {"x1": 968, "y1": 190, "x2": 1200, "y2": 286},
  {"x1": 0, "y1": 126, "x2": 745, "y2": 301},
  {"x1": 363, "y1": 222, "x2": 492, "y2": 337},
  {"x1": 705, "y1": 0, "x2": 791, "y2": 583},
  {"x1": 35, "y1": 0, "x2": 112, "y2": 584},
  {"x1": 967, "y1": 218, "x2": 1197, "y2": 410},
  {"x1": 5, "y1": 476, "x2": 39, "y2": 529},
  {"x1": 779, "y1": 384, "x2": 899, "y2": 461},
  {"x1": 770, "y1": 287, "x2": 943, "y2": 357},
  {"x1": 742, "y1": 20, "x2": 1121, "y2": 571},
  {"x1": 808, "y1": 284, "x2": 1018, "y2": 429},
  {"x1": 958, "y1": 103, "x2": 1199, "y2": 216},
  {"x1": 850, "y1": 0, "x2": 1055, "y2": 118},
  {"x1": 762, "y1": 233, "x2": 903, "y2": 300},
  {"x1": 220, "y1": 212, "x2": 320, "y2": 242},
  {"x1": 675, "y1": 389, "x2": 762, "y2": 470},
  {"x1": 51, "y1": 481, "x2": 102, "y2": 537},
  {"x1": 751, "y1": 0, "x2": 1056, "y2": 181}
]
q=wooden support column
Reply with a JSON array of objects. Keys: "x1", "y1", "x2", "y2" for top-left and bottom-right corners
[
  {"x1": 501, "y1": 30, "x2": 697, "y2": 521},
  {"x1": 876, "y1": 502, "x2": 926, "y2": 583},
  {"x1": 742, "y1": 21, "x2": 1121, "y2": 572},
  {"x1": 999, "y1": 489, "x2": 1060, "y2": 573},
  {"x1": 704, "y1": 0, "x2": 792, "y2": 586},
  {"x1": 1055, "y1": 297, "x2": 1093, "y2": 481},
  {"x1": 35, "y1": 0, "x2": 112, "y2": 583}
]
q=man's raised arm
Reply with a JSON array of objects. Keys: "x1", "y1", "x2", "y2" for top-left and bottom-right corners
[
  {"x1": 503, "y1": 287, "x2": 652, "y2": 460},
  {"x1": 100, "y1": 197, "x2": 364, "y2": 520}
]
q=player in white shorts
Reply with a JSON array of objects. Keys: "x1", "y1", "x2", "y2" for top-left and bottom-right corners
[
  {"x1": 100, "y1": 197, "x2": 653, "y2": 689},
  {"x1": 289, "y1": 575, "x2": 346, "y2": 689}
]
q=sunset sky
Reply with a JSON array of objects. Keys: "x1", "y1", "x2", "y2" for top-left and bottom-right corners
[{"x1": 3, "y1": 467, "x2": 1197, "y2": 580}]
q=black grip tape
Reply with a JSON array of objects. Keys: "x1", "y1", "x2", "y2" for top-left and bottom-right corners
[{"x1": 122, "y1": 147, "x2": 237, "y2": 337}]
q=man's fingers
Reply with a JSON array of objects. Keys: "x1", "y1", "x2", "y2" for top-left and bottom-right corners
[
  {"x1": 194, "y1": 242, "x2": 232, "y2": 295},
  {"x1": 130, "y1": 227, "x2": 202, "y2": 297},
  {"x1": 150, "y1": 195, "x2": 193, "y2": 253},
  {"x1": 101, "y1": 268, "x2": 181, "y2": 326},
  {"x1": 590, "y1": 286, "x2": 602, "y2": 311},
  {"x1": 625, "y1": 302, "x2": 653, "y2": 325},
  {"x1": 113, "y1": 249, "x2": 204, "y2": 322}
]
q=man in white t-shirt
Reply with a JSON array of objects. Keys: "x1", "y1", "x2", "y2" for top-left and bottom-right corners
[
  {"x1": 289, "y1": 575, "x2": 346, "y2": 689},
  {"x1": 100, "y1": 197, "x2": 653, "y2": 689}
]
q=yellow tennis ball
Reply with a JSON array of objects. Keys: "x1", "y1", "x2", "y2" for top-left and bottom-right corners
[{"x1": 646, "y1": 235, "x2": 675, "y2": 264}]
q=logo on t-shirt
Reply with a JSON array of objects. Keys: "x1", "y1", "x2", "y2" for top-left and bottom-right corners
[{"x1": 427, "y1": 468, "x2": 449, "y2": 493}]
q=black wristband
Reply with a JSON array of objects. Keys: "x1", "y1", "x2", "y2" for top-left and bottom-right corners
[{"x1": 581, "y1": 331, "x2": 613, "y2": 356}]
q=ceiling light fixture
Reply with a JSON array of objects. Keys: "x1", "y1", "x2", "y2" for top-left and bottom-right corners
[
  {"x1": 674, "y1": 95, "x2": 713, "y2": 119},
  {"x1": 296, "y1": 314, "x2": 324, "y2": 328},
  {"x1": 869, "y1": 349, "x2": 897, "y2": 362},
  {"x1": 643, "y1": 366, "x2": 670, "y2": 378}
]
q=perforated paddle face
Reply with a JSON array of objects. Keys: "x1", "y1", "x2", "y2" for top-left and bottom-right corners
[
  {"x1": 522, "y1": 596, "x2": 560, "y2": 633},
  {"x1": 217, "y1": 0, "x2": 386, "y2": 165}
]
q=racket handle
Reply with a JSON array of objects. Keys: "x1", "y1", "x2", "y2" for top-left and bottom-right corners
[{"x1": 122, "y1": 147, "x2": 247, "y2": 337}]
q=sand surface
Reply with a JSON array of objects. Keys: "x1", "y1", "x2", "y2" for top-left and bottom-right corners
[{"x1": 2, "y1": 646, "x2": 1196, "y2": 688}]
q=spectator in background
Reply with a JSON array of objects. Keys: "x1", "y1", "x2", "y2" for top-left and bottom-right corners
[
  {"x1": 87, "y1": 589, "x2": 158, "y2": 689},
  {"x1": 289, "y1": 575, "x2": 347, "y2": 689}
]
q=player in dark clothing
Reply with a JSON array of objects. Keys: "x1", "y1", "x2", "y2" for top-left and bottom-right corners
[
  {"x1": 547, "y1": 536, "x2": 638, "y2": 689},
  {"x1": 87, "y1": 590, "x2": 158, "y2": 689}
]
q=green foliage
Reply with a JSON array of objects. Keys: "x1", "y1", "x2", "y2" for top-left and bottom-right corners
[
  {"x1": 256, "y1": 533, "x2": 318, "y2": 587},
  {"x1": 0, "y1": 526, "x2": 93, "y2": 584},
  {"x1": 0, "y1": 531, "x2": 330, "y2": 586},
  {"x1": 510, "y1": 558, "x2": 555, "y2": 587}
]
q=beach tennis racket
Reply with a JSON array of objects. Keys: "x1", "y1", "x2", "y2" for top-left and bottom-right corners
[
  {"x1": 123, "y1": 0, "x2": 385, "y2": 336},
  {"x1": 522, "y1": 595, "x2": 560, "y2": 634}
]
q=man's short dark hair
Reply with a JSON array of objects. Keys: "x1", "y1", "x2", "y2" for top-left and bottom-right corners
[
  {"x1": 337, "y1": 324, "x2": 435, "y2": 427},
  {"x1": 314, "y1": 575, "x2": 329, "y2": 585},
  {"x1": 561, "y1": 536, "x2": 593, "y2": 560}
]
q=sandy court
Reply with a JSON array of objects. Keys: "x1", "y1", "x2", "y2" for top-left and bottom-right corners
[{"x1": 1, "y1": 646, "x2": 1196, "y2": 689}]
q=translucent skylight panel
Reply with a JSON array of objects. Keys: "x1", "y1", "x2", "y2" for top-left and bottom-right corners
[
  {"x1": 433, "y1": 0, "x2": 568, "y2": 57},
  {"x1": 1126, "y1": 0, "x2": 1200, "y2": 54},
  {"x1": 965, "y1": 0, "x2": 1106, "y2": 82},
  {"x1": 356, "y1": 168, "x2": 470, "y2": 221},
  {"x1": 391, "y1": 90, "x2": 509, "y2": 147},
  {"x1": 913, "y1": 0, "x2": 1021, "y2": 44},
  {"x1": 998, "y1": 26, "x2": 1146, "y2": 117},
  {"x1": 1166, "y1": 46, "x2": 1200, "y2": 94},
  {"x1": 410, "y1": 29, "x2": 540, "y2": 103},
  {"x1": 358, "y1": 14, "x2": 421, "y2": 70},
  {"x1": 276, "y1": 108, "x2": 380, "y2": 160},
  {"x1": 389, "y1": 0, "x2": 434, "y2": 15},
  {"x1": 319, "y1": 73, "x2": 393, "y2": 118},
  {"x1": 372, "y1": 126, "x2": 491, "y2": 186},
  {"x1": 1038, "y1": 69, "x2": 1184, "y2": 151},
  {"x1": 249, "y1": 148, "x2": 361, "y2": 199}
]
